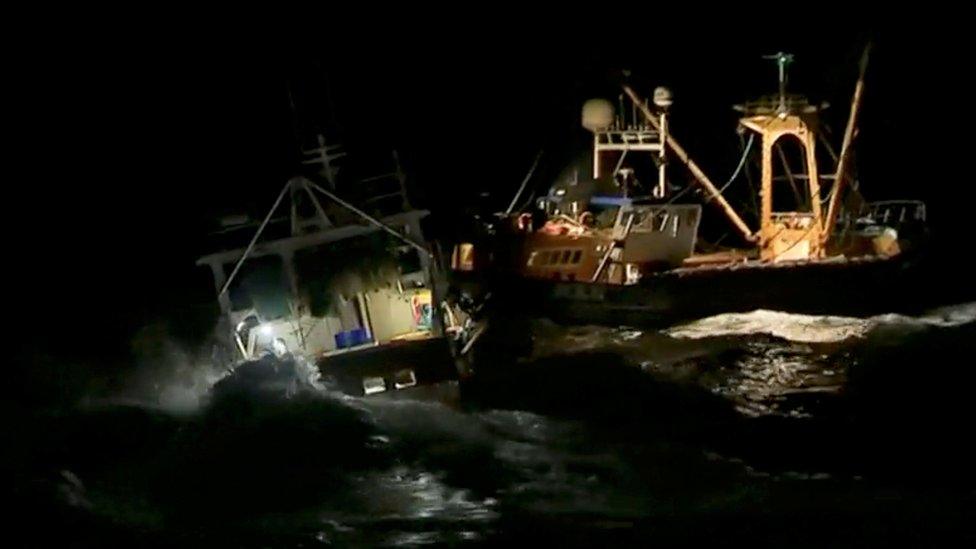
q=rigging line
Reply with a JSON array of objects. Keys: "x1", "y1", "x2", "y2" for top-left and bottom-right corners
[
  {"x1": 704, "y1": 133, "x2": 755, "y2": 204},
  {"x1": 219, "y1": 180, "x2": 293, "y2": 298},
  {"x1": 505, "y1": 150, "x2": 544, "y2": 214},
  {"x1": 513, "y1": 187, "x2": 538, "y2": 215},
  {"x1": 742, "y1": 135, "x2": 761, "y2": 220},
  {"x1": 666, "y1": 133, "x2": 755, "y2": 206}
]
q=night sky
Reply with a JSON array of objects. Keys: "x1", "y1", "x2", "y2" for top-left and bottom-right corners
[{"x1": 12, "y1": 15, "x2": 971, "y2": 364}]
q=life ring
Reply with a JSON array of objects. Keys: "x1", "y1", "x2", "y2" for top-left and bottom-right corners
[
  {"x1": 517, "y1": 213, "x2": 533, "y2": 231},
  {"x1": 578, "y1": 211, "x2": 594, "y2": 226}
]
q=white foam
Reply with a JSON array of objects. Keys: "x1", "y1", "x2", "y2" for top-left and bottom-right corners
[
  {"x1": 872, "y1": 302, "x2": 976, "y2": 329},
  {"x1": 665, "y1": 310, "x2": 872, "y2": 343},
  {"x1": 665, "y1": 302, "x2": 976, "y2": 344}
]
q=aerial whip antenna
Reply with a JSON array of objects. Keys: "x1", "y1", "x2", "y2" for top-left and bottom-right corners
[{"x1": 762, "y1": 52, "x2": 795, "y2": 115}]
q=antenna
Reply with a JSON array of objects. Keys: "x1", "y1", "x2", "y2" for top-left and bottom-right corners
[{"x1": 762, "y1": 52, "x2": 794, "y2": 114}]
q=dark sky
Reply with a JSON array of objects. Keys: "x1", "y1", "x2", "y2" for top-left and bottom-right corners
[{"x1": 11, "y1": 15, "x2": 972, "y2": 359}]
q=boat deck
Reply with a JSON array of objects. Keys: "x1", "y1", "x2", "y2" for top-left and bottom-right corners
[
  {"x1": 681, "y1": 249, "x2": 756, "y2": 267},
  {"x1": 670, "y1": 252, "x2": 890, "y2": 277},
  {"x1": 319, "y1": 330, "x2": 437, "y2": 358}
]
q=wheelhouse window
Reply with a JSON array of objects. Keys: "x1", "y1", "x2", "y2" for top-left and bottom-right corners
[{"x1": 528, "y1": 248, "x2": 584, "y2": 268}]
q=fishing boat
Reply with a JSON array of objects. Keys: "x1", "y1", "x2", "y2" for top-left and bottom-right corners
[
  {"x1": 197, "y1": 132, "x2": 466, "y2": 402},
  {"x1": 448, "y1": 49, "x2": 933, "y2": 337}
]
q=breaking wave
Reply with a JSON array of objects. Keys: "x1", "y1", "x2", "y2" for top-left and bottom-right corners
[
  {"x1": 20, "y1": 304, "x2": 976, "y2": 546},
  {"x1": 664, "y1": 302, "x2": 976, "y2": 343}
]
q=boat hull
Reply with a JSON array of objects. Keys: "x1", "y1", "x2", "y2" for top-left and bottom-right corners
[
  {"x1": 456, "y1": 250, "x2": 960, "y2": 330},
  {"x1": 316, "y1": 336, "x2": 460, "y2": 401}
]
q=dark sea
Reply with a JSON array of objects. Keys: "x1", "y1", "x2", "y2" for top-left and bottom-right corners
[{"x1": 10, "y1": 303, "x2": 976, "y2": 547}]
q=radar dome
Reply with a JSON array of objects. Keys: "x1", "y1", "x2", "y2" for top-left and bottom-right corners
[
  {"x1": 582, "y1": 99, "x2": 614, "y2": 132},
  {"x1": 653, "y1": 87, "x2": 673, "y2": 108}
]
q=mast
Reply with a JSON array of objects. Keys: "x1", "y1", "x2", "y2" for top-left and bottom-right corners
[
  {"x1": 734, "y1": 53, "x2": 823, "y2": 261},
  {"x1": 822, "y1": 44, "x2": 871, "y2": 241},
  {"x1": 762, "y1": 52, "x2": 794, "y2": 115}
]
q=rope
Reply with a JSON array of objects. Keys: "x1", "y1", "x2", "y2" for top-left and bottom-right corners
[
  {"x1": 666, "y1": 133, "x2": 755, "y2": 206},
  {"x1": 704, "y1": 133, "x2": 755, "y2": 204}
]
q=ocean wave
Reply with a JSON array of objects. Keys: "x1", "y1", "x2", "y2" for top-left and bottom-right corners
[
  {"x1": 870, "y1": 301, "x2": 976, "y2": 329},
  {"x1": 664, "y1": 302, "x2": 976, "y2": 344}
]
